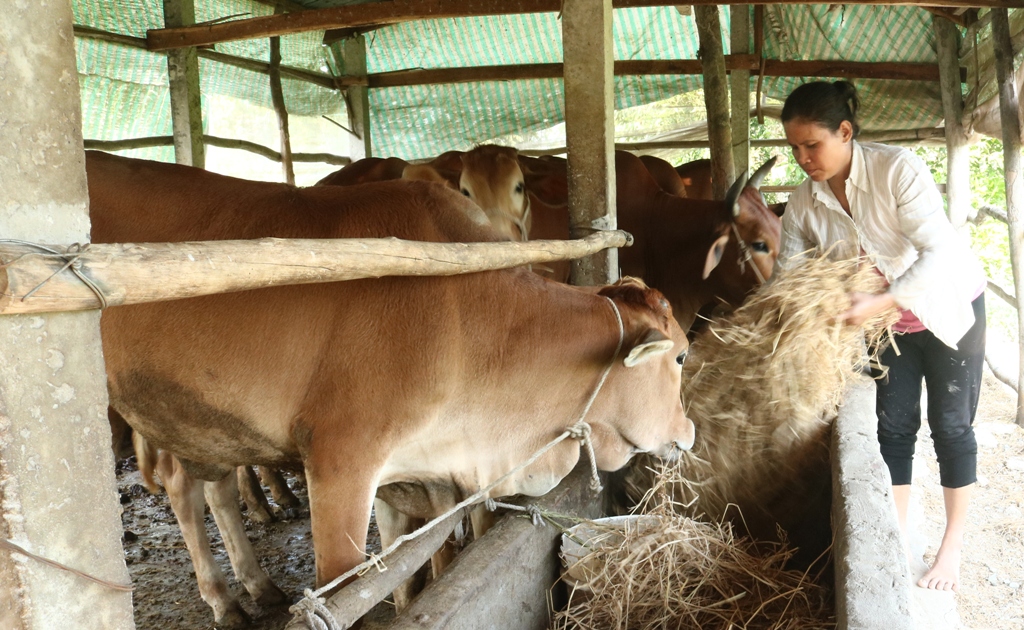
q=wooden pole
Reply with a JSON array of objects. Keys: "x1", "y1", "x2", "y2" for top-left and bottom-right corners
[
  {"x1": 85, "y1": 135, "x2": 350, "y2": 166},
  {"x1": 730, "y1": 5, "x2": 751, "y2": 175},
  {"x1": 992, "y1": 7, "x2": 1024, "y2": 427},
  {"x1": 562, "y1": 0, "x2": 617, "y2": 287},
  {"x1": 934, "y1": 15, "x2": 970, "y2": 229},
  {"x1": 695, "y1": 5, "x2": 735, "y2": 199},
  {"x1": 163, "y1": 0, "x2": 205, "y2": 168},
  {"x1": 269, "y1": 35, "x2": 295, "y2": 184},
  {"x1": 337, "y1": 35, "x2": 373, "y2": 160},
  {"x1": 146, "y1": 0, "x2": 1024, "y2": 52},
  {"x1": 0, "y1": 231, "x2": 632, "y2": 315},
  {"x1": 282, "y1": 510, "x2": 464, "y2": 630}
]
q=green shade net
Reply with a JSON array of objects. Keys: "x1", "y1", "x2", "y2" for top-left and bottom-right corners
[{"x1": 72, "y1": 1, "x2": 1023, "y2": 164}]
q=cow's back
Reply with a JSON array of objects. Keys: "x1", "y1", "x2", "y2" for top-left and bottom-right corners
[{"x1": 87, "y1": 151, "x2": 500, "y2": 245}]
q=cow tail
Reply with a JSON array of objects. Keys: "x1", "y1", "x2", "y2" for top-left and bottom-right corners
[{"x1": 132, "y1": 431, "x2": 161, "y2": 494}]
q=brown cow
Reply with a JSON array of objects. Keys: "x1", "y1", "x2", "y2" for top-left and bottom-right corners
[
  {"x1": 87, "y1": 152, "x2": 694, "y2": 616},
  {"x1": 521, "y1": 151, "x2": 781, "y2": 332},
  {"x1": 316, "y1": 145, "x2": 530, "y2": 242},
  {"x1": 675, "y1": 158, "x2": 714, "y2": 200},
  {"x1": 638, "y1": 155, "x2": 688, "y2": 197}
]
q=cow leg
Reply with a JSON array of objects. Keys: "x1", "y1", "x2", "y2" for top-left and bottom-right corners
[
  {"x1": 373, "y1": 498, "x2": 428, "y2": 609},
  {"x1": 236, "y1": 466, "x2": 275, "y2": 524},
  {"x1": 258, "y1": 466, "x2": 301, "y2": 509},
  {"x1": 205, "y1": 472, "x2": 288, "y2": 609},
  {"x1": 470, "y1": 505, "x2": 496, "y2": 541},
  {"x1": 159, "y1": 454, "x2": 250, "y2": 629},
  {"x1": 304, "y1": 458, "x2": 377, "y2": 594}
]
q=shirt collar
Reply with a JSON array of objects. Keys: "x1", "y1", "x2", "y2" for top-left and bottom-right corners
[{"x1": 809, "y1": 140, "x2": 862, "y2": 214}]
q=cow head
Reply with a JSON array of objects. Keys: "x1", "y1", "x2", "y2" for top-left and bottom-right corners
[
  {"x1": 458, "y1": 146, "x2": 530, "y2": 242},
  {"x1": 711, "y1": 157, "x2": 783, "y2": 305},
  {"x1": 588, "y1": 278, "x2": 695, "y2": 472}
]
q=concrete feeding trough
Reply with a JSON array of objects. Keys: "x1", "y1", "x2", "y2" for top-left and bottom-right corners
[{"x1": 362, "y1": 378, "x2": 924, "y2": 630}]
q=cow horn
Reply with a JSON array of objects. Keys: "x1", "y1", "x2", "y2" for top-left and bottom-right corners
[
  {"x1": 748, "y1": 156, "x2": 778, "y2": 190},
  {"x1": 725, "y1": 170, "x2": 749, "y2": 217}
]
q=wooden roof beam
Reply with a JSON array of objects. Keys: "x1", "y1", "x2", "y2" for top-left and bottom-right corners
[
  {"x1": 147, "y1": 0, "x2": 1022, "y2": 51},
  {"x1": 332, "y1": 57, "x2": 965, "y2": 88}
]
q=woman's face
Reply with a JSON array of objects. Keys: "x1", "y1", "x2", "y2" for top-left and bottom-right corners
[{"x1": 783, "y1": 118, "x2": 854, "y2": 182}]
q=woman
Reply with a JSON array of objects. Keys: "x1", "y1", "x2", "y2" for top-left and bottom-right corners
[{"x1": 776, "y1": 81, "x2": 987, "y2": 592}]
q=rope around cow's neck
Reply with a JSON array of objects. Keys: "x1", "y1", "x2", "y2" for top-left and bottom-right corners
[
  {"x1": 730, "y1": 222, "x2": 767, "y2": 285},
  {"x1": 290, "y1": 296, "x2": 625, "y2": 629}
]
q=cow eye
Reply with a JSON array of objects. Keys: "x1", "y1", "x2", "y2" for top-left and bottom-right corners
[
  {"x1": 461, "y1": 188, "x2": 471, "y2": 197},
  {"x1": 751, "y1": 241, "x2": 769, "y2": 253},
  {"x1": 676, "y1": 351, "x2": 687, "y2": 366},
  {"x1": 515, "y1": 182, "x2": 525, "y2": 194}
]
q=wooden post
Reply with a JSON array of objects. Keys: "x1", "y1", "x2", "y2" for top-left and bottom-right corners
[
  {"x1": 695, "y1": 5, "x2": 735, "y2": 199},
  {"x1": 992, "y1": 8, "x2": 1024, "y2": 427},
  {"x1": 164, "y1": 0, "x2": 205, "y2": 168},
  {"x1": 332, "y1": 35, "x2": 373, "y2": 161},
  {"x1": 933, "y1": 15, "x2": 970, "y2": 229},
  {"x1": 730, "y1": 5, "x2": 751, "y2": 175},
  {"x1": 269, "y1": 35, "x2": 295, "y2": 184},
  {"x1": 0, "y1": 3, "x2": 134, "y2": 628},
  {"x1": 562, "y1": 0, "x2": 617, "y2": 287}
]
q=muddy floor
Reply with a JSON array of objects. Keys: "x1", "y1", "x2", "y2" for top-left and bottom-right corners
[{"x1": 117, "y1": 461, "x2": 393, "y2": 629}]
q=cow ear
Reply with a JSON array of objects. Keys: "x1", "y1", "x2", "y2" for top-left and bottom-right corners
[
  {"x1": 624, "y1": 329, "x2": 675, "y2": 367},
  {"x1": 702, "y1": 233, "x2": 729, "y2": 279}
]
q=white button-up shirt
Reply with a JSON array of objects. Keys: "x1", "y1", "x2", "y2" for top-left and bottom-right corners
[{"x1": 776, "y1": 141, "x2": 986, "y2": 350}]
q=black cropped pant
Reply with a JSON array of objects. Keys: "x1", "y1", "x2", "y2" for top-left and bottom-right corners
[{"x1": 874, "y1": 295, "x2": 986, "y2": 489}]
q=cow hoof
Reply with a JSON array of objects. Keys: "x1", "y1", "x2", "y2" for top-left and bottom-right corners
[
  {"x1": 255, "y1": 583, "x2": 288, "y2": 608},
  {"x1": 280, "y1": 506, "x2": 301, "y2": 521},
  {"x1": 245, "y1": 505, "x2": 275, "y2": 524},
  {"x1": 274, "y1": 490, "x2": 301, "y2": 509},
  {"x1": 213, "y1": 603, "x2": 251, "y2": 629}
]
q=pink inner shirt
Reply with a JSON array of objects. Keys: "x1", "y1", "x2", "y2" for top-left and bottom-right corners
[{"x1": 863, "y1": 252, "x2": 984, "y2": 334}]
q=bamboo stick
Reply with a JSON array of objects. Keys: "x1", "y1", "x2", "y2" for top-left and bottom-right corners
[
  {"x1": 269, "y1": 34, "x2": 295, "y2": 185},
  {"x1": 0, "y1": 231, "x2": 632, "y2": 315},
  {"x1": 986, "y1": 279, "x2": 1018, "y2": 310},
  {"x1": 83, "y1": 136, "x2": 350, "y2": 166}
]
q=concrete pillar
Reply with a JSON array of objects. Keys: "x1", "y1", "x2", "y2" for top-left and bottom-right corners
[
  {"x1": 730, "y1": 5, "x2": 751, "y2": 175},
  {"x1": 0, "y1": 3, "x2": 135, "y2": 629},
  {"x1": 338, "y1": 36, "x2": 373, "y2": 161},
  {"x1": 933, "y1": 16, "x2": 970, "y2": 229},
  {"x1": 164, "y1": 0, "x2": 205, "y2": 168},
  {"x1": 562, "y1": 0, "x2": 618, "y2": 286}
]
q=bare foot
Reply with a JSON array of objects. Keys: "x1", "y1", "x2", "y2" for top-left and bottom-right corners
[{"x1": 917, "y1": 545, "x2": 961, "y2": 592}]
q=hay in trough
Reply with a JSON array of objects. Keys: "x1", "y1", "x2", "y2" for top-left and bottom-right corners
[
  {"x1": 620, "y1": 255, "x2": 899, "y2": 541},
  {"x1": 554, "y1": 478, "x2": 836, "y2": 630}
]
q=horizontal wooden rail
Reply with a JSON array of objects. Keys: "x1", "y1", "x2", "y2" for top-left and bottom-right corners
[
  {"x1": 0, "y1": 231, "x2": 631, "y2": 315},
  {"x1": 335, "y1": 58, "x2": 961, "y2": 88},
  {"x1": 519, "y1": 128, "x2": 947, "y2": 156},
  {"x1": 83, "y1": 135, "x2": 351, "y2": 166},
  {"x1": 73, "y1": 25, "x2": 337, "y2": 90},
  {"x1": 146, "y1": 0, "x2": 1022, "y2": 51}
]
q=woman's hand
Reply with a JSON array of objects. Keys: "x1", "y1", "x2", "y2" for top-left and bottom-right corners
[{"x1": 838, "y1": 292, "x2": 897, "y2": 327}]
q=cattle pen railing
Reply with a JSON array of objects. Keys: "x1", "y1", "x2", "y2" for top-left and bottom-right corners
[{"x1": 0, "y1": 231, "x2": 630, "y2": 315}]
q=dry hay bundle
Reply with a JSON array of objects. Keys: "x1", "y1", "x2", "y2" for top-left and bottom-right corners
[
  {"x1": 553, "y1": 499, "x2": 836, "y2": 629},
  {"x1": 621, "y1": 256, "x2": 898, "y2": 537}
]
